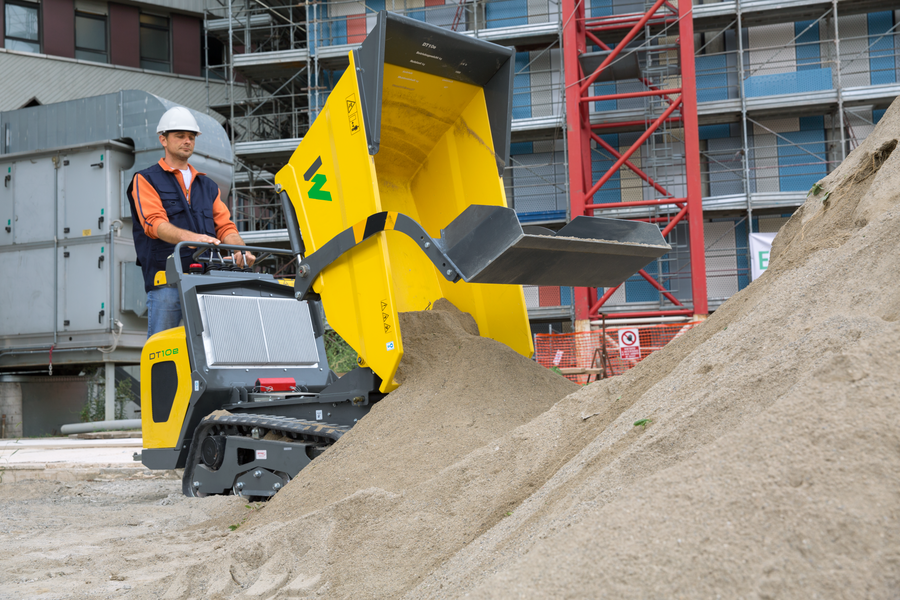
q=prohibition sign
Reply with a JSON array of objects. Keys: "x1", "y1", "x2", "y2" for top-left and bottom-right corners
[{"x1": 619, "y1": 328, "x2": 641, "y2": 360}]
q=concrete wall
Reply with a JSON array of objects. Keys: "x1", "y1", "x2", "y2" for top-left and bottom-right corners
[
  {"x1": 0, "y1": 382, "x2": 23, "y2": 439},
  {"x1": 20, "y1": 378, "x2": 89, "y2": 437}
]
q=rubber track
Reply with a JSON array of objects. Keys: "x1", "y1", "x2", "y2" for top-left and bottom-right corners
[
  {"x1": 200, "y1": 412, "x2": 351, "y2": 444},
  {"x1": 182, "y1": 413, "x2": 351, "y2": 496}
]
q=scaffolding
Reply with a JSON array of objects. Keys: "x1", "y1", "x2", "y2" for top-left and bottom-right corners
[{"x1": 204, "y1": 0, "x2": 900, "y2": 321}]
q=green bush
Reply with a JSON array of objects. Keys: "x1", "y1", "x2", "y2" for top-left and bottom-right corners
[
  {"x1": 324, "y1": 330, "x2": 357, "y2": 374},
  {"x1": 79, "y1": 367, "x2": 136, "y2": 422}
]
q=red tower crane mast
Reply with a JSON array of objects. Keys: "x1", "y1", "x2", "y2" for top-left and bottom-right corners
[{"x1": 562, "y1": 0, "x2": 708, "y2": 323}]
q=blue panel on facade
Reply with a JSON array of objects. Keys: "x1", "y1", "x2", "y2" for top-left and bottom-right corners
[
  {"x1": 735, "y1": 218, "x2": 750, "y2": 290},
  {"x1": 696, "y1": 54, "x2": 729, "y2": 102},
  {"x1": 319, "y1": 17, "x2": 348, "y2": 46},
  {"x1": 874, "y1": 109, "x2": 887, "y2": 123},
  {"x1": 485, "y1": 0, "x2": 528, "y2": 27},
  {"x1": 367, "y1": 0, "x2": 386, "y2": 12},
  {"x1": 560, "y1": 287, "x2": 574, "y2": 306},
  {"x1": 795, "y1": 21, "x2": 820, "y2": 71},
  {"x1": 510, "y1": 142, "x2": 533, "y2": 155},
  {"x1": 624, "y1": 258, "x2": 669, "y2": 303},
  {"x1": 593, "y1": 81, "x2": 617, "y2": 112},
  {"x1": 869, "y1": 12, "x2": 896, "y2": 85},
  {"x1": 799, "y1": 115, "x2": 824, "y2": 130},
  {"x1": 699, "y1": 124, "x2": 731, "y2": 140},
  {"x1": 590, "y1": 0, "x2": 613, "y2": 18},
  {"x1": 591, "y1": 133, "x2": 621, "y2": 204},
  {"x1": 513, "y1": 52, "x2": 532, "y2": 119},
  {"x1": 744, "y1": 68, "x2": 832, "y2": 97},
  {"x1": 778, "y1": 129, "x2": 826, "y2": 191}
]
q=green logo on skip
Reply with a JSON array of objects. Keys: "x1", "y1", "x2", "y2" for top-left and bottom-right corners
[{"x1": 304, "y1": 155, "x2": 332, "y2": 201}]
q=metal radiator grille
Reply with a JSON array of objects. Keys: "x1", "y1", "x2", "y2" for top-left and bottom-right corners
[{"x1": 198, "y1": 295, "x2": 320, "y2": 367}]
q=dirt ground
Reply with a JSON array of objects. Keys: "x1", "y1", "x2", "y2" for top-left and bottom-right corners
[
  {"x1": 4, "y1": 96, "x2": 900, "y2": 600},
  {"x1": 0, "y1": 478, "x2": 245, "y2": 600}
]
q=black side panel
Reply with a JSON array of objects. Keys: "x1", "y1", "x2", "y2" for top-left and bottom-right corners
[
  {"x1": 354, "y1": 19, "x2": 386, "y2": 155},
  {"x1": 318, "y1": 366, "x2": 382, "y2": 405},
  {"x1": 151, "y1": 361, "x2": 178, "y2": 423},
  {"x1": 379, "y1": 11, "x2": 513, "y2": 86},
  {"x1": 355, "y1": 11, "x2": 514, "y2": 168},
  {"x1": 142, "y1": 447, "x2": 183, "y2": 470},
  {"x1": 482, "y1": 50, "x2": 515, "y2": 174}
]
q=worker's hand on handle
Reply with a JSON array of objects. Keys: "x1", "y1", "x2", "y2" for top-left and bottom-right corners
[
  {"x1": 233, "y1": 250, "x2": 256, "y2": 268},
  {"x1": 156, "y1": 222, "x2": 221, "y2": 247},
  {"x1": 221, "y1": 232, "x2": 255, "y2": 268},
  {"x1": 188, "y1": 233, "x2": 221, "y2": 247}
]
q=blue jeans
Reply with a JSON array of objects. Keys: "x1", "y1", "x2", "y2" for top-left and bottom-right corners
[{"x1": 147, "y1": 287, "x2": 182, "y2": 338}]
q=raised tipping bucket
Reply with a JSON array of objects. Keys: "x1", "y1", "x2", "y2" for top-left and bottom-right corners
[
  {"x1": 439, "y1": 206, "x2": 671, "y2": 287},
  {"x1": 275, "y1": 12, "x2": 670, "y2": 393}
]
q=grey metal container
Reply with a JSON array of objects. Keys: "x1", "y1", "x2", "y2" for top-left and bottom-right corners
[{"x1": 0, "y1": 91, "x2": 233, "y2": 370}]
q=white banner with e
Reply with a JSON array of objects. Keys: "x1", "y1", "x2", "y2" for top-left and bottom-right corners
[{"x1": 750, "y1": 233, "x2": 777, "y2": 281}]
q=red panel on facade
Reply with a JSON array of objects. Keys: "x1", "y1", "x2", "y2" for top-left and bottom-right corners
[
  {"x1": 347, "y1": 16, "x2": 367, "y2": 43},
  {"x1": 425, "y1": 0, "x2": 444, "y2": 6},
  {"x1": 538, "y1": 286, "x2": 561, "y2": 307},
  {"x1": 42, "y1": 0, "x2": 75, "y2": 58},
  {"x1": 172, "y1": 13, "x2": 201, "y2": 77},
  {"x1": 109, "y1": 2, "x2": 140, "y2": 68}
]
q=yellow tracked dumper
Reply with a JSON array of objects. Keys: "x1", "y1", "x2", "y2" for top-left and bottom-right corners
[{"x1": 139, "y1": 12, "x2": 670, "y2": 498}]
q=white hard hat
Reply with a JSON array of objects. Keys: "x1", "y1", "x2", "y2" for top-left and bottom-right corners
[{"x1": 157, "y1": 106, "x2": 201, "y2": 135}]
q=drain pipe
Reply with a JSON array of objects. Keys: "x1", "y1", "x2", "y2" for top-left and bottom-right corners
[
  {"x1": 60, "y1": 419, "x2": 141, "y2": 435},
  {"x1": 0, "y1": 346, "x2": 101, "y2": 359}
]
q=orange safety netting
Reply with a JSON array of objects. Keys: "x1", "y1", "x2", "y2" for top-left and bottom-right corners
[{"x1": 534, "y1": 322, "x2": 702, "y2": 384}]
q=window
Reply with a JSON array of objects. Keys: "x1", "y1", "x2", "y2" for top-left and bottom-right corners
[
  {"x1": 5, "y1": 1, "x2": 40, "y2": 54},
  {"x1": 140, "y1": 13, "x2": 169, "y2": 72},
  {"x1": 75, "y1": 12, "x2": 107, "y2": 63},
  {"x1": 203, "y1": 35, "x2": 226, "y2": 81}
]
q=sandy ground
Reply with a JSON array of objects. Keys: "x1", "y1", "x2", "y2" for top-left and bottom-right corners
[{"x1": 0, "y1": 478, "x2": 247, "y2": 600}]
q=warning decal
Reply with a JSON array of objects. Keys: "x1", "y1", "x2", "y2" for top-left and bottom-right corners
[
  {"x1": 347, "y1": 93, "x2": 361, "y2": 135},
  {"x1": 381, "y1": 299, "x2": 391, "y2": 333},
  {"x1": 618, "y1": 328, "x2": 641, "y2": 361}
]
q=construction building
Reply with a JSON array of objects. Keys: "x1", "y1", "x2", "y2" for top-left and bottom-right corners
[
  {"x1": 3, "y1": 0, "x2": 896, "y2": 330},
  {"x1": 203, "y1": 0, "x2": 900, "y2": 330}
]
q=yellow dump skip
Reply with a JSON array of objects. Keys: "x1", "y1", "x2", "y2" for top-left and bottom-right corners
[{"x1": 275, "y1": 12, "x2": 531, "y2": 392}]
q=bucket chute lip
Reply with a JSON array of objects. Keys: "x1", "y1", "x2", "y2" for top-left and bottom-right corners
[{"x1": 352, "y1": 11, "x2": 515, "y2": 174}]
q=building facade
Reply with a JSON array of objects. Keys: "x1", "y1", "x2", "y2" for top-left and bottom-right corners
[
  {"x1": 0, "y1": 0, "x2": 246, "y2": 113},
  {"x1": 3, "y1": 0, "x2": 897, "y2": 327},
  {"x1": 205, "y1": 0, "x2": 900, "y2": 331}
]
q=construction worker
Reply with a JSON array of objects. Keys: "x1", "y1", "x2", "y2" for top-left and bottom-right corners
[{"x1": 127, "y1": 106, "x2": 255, "y2": 337}]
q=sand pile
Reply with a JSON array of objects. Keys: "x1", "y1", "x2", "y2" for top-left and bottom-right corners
[
  {"x1": 261, "y1": 299, "x2": 578, "y2": 519},
  {"x1": 395, "y1": 106, "x2": 900, "y2": 597},
  {"x1": 140, "y1": 99, "x2": 900, "y2": 599}
]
